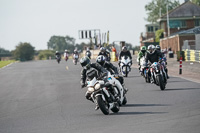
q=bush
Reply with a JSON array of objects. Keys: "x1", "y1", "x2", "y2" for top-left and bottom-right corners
[
  {"x1": 38, "y1": 50, "x2": 55, "y2": 60},
  {"x1": 177, "y1": 51, "x2": 185, "y2": 61}
]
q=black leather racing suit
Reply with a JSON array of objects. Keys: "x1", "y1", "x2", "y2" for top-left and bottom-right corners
[
  {"x1": 98, "y1": 51, "x2": 110, "y2": 61},
  {"x1": 80, "y1": 63, "x2": 108, "y2": 100}
]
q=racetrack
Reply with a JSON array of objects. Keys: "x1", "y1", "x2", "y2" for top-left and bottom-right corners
[{"x1": 0, "y1": 59, "x2": 200, "y2": 133}]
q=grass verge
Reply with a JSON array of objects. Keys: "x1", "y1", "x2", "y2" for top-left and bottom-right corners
[{"x1": 0, "y1": 60, "x2": 16, "y2": 68}]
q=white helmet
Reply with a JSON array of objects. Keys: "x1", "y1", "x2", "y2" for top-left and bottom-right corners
[
  {"x1": 65, "y1": 50, "x2": 68, "y2": 52},
  {"x1": 56, "y1": 51, "x2": 59, "y2": 53},
  {"x1": 147, "y1": 45, "x2": 155, "y2": 54},
  {"x1": 100, "y1": 47, "x2": 105, "y2": 52}
]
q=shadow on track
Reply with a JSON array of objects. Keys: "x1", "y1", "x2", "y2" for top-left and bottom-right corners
[
  {"x1": 111, "y1": 111, "x2": 167, "y2": 115},
  {"x1": 164, "y1": 88, "x2": 200, "y2": 91},
  {"x1": 123, "y1": 104, "x2": 171, "y2": 107}
]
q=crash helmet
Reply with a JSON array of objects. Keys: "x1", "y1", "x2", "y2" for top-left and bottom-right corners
[
  {"x1": 155, "y1": 45, "x2": 161, "y2": 51},
  {"x1": 65, "y1": 50, "x2": 68, "y2": 52},
  {"x1": 80, "y1": 56, "x2": 91, "y2": 69},
  {"x1": 96, "y1": 55, "x2": 106, "y2": 66},
  {"x1": 100, "y1": 47, "x2": 106, "y2": 52},
  {"x1": 122, "y1": 46, "x2": 127, "y2": 52},
  {"x1": 56, "y1": 51, "x2": 59, "y2": 53},
  {"x1": 141, "y1": 46, "x2": 146, "y2": 53},
  {"x1": 147, "y1": 45, "x2": 155, "y2": 54}
]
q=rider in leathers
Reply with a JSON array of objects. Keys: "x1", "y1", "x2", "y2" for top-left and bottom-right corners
[
  {"x1": 80, "y1": 57, "x2": 111, "y2": 110},
  {"x1": 155, "y1": 45, "x2": 169, "y2": 79},
  {"x1": 145, "y1": 45, "x2": 163, "y2": 83},
  {"x1": 96, "y1": 55, "x2": 128, "y2": 93},
  {"x1": 118, "y1": 46, "x2": 132, "y2": 70}
]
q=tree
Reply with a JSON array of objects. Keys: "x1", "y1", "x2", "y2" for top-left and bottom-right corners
[
  {"x1": 145, "y1": 0, "x2": 180, "y2": 23},
  {"x1": 13, "y1": 42, "x2": 35, "y2": 61},
  {"x1": 155, "y1": 29, "x2": 164, "y2": 42},
  {"x1": 191, "y1": 0, "x2": 200, "y2": 6},
  {"x1": 47, "y1": 35, "x2": 75, "y2": 52}
]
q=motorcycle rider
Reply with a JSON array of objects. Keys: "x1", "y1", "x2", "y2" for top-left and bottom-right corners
[
  {"x1": 64, "y1": 49, "x2": 69, "y2": 61},
  {"x1": 80, "y1": 56, "x2": 111, "y2": 110},
  {"x1": 137, "y1": 46, "x2": 147, "y2": 75},
  {"x1": 145, "y1": 45, "x2": 163, "y2": 83},
  {"x1": 96, "y1": 55, "x2": 128, "y2": 93},
  {"x1": 73, "y1": 49, "x2": 79, "y2": 64},
  {"x1": 98, "y1": 47, "x2": 111, "y2": 61},
  {"x1": 155, "y1": 45, "x2": 169, "y2": 79},
  {"x1": 85, "y1": 47, "x2": 92, "y2": 59},
  {"x1": 55, "y1": 51, "x2": 61, "y2": 60},
  {"x1": 118, "y1": 46, "x2": 132, "y2": 70}
]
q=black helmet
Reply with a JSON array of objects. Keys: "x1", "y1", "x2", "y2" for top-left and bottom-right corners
[
  {"x1": 80, "y1": 57, "x2": 91, "y2": 69},
  {"x1": 156, "y1": 45, "x2": 161, "y2": 51},
  {"x1": 96, "y1": 55, "x2": 106, "y2": 66}
]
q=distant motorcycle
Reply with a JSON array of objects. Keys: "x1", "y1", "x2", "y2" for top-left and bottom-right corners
[
  {"x1": 85, "y1": 71, "x2": 120, "y2": 115},
  {"x1": 56, "y1": 55, "x2": 61, "y2": 64},
  {"x1": 73, "y1": 54, "x2": 79, "y2": 65},
  {"x1": 120, "y1": 55, "x2": 132, "y2": 77}
]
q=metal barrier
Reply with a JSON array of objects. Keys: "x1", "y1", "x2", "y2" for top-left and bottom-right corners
[{"x1": 183, "y1": 49, "x2": 200, "y2": 63}]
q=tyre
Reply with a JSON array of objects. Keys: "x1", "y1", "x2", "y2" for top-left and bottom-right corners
[
  {"x1": 96, "y1": 95, "x2": 109, "y2": 115},
  {"x1": 111, "y1": 102, "x2": 120, "y2": 113},
  {"x1": 125, "y1": 67, "x2": 128, "y2": 77},
  {"x1": 146, "y1": 72, "x2": 150, "y2": 83},
  {"x1": 157, "y1": 75, "x2": 165, "y2": 90},
  {"x1": 122, "y1": 96, "x2": 127, "y2": 105}
]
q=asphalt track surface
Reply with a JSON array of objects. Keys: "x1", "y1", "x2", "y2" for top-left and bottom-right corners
[{"x1": 0, "y1": 59, "x2": 200, "y2": 133}]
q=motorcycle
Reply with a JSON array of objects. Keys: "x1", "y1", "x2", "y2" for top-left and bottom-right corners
[
  {"x1": 150, "y1": 62, "x2": 167, "y2": 90},
  {"x1": 86, "y1": 72, "x2": 120, "y2": 115},
  {"x1": 56, "y1": 55, "x2": 61, "y2": 64},
  {"x1": 120, "y1": 55, "x2": 132, "y2": 77},
  {"x1": 73, "y1": 54, "x2": 79, "y2": 65},
  {"x1": 139, "y1": 57, "x2": 151, "y2": 83},
  {"x1": 107, "y1": 72, "x2": 127, "y2": 106}
]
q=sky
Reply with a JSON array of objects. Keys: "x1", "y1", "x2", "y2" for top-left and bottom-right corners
[{"x1": 0, "y1": 0, "x2": 185, "y2": 51}]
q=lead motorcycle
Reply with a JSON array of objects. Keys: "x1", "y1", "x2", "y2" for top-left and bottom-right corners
[
  {"x1": 86, "y1": 72, "x2": 120, "y2": 115},
  {"x1": 120, "y1": 55, "x2": 132, "y2": 77},
  {"x1": 150, "y1": 62, "x2": 167, "y2": 90}
]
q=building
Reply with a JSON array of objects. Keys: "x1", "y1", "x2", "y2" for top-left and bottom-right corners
[
  {"x1": 140, "y1": 24, "x2": 159, "y2": 47},
  {"x1": 158, "y1": 1, "x2": 200, "y2": 53}
]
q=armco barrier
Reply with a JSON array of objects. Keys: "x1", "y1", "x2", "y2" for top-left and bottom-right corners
[{"x1": 183, "y1": 49, "x2": 200, "y2": 63}]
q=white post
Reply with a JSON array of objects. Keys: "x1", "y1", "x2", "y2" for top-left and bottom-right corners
[{"x1": 167, "y1": 3, "x2": 170, "y2": 36}]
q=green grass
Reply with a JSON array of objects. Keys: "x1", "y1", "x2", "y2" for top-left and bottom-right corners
[{"x1": 0, "y1": 60, "x2": 16, "y2": 68}]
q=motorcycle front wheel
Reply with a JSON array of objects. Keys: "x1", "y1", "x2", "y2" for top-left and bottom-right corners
[
  {"x1": 157, "y1": 75, "x2": 165, "y2": 91},
  {"x1": 96, "y1": 95, "x2": 109, "y2": 115}
]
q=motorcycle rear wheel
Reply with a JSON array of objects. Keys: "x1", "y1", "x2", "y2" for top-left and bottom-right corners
[{"x1": 111, "y1": 102, "x2": 120, "y2": 113}]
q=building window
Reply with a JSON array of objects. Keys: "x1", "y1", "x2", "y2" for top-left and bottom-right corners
[
  {"x1": 155, "y1": 27, "x2": 158, "y2": 31},
  {"x1": 195, "y1": 19, "x2": 200, "y2": 26},
  {"x1": 169, "y1": 20, "x2": 186, "y2": 28},
  {"x1": 148, "y1": 26, "x2": 154, "y2": 32}
]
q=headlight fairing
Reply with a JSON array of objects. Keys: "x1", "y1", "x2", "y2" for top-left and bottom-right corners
[
  {"x1": 88, "y1": 87, "x2": 95, "y2": 92},
  {"x1": 94, "y1": 83, "x2": 101, "y2": 90}
]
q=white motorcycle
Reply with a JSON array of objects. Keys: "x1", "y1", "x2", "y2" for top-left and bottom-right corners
[
  {"x1": 107, "y1": 72, "x2": 127, "y2": 106},
  {"x1": 86, "y1": 73, "x2": 120, "y2": 115},
  {"x1": 73, "y1": 54, "x2": 79, "y2": 65},
  {"x1": 120, "y1": 55, "x2": 132, "y2": 77}
]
